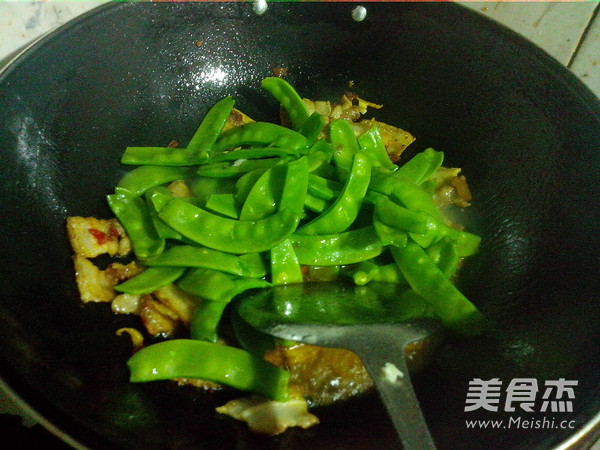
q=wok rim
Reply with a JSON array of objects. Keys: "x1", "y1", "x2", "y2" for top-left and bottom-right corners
[{"x1": 0, "y1": 2, "x2": 598, "y2": 449}]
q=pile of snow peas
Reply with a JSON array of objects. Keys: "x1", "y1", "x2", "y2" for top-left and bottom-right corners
[{"x1": 113, "y1": 77, "x2": 484, "y2": 400}]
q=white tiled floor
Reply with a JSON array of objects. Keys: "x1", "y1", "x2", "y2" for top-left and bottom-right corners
[{"x1": 462, "y1": 1, "x2": 600, "y2": 96}]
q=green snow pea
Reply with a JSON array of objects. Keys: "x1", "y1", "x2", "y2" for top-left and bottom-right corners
[
  {"x1": 189, "y1": 299, "x2": 228, "y2": 342},
  {"x1": 297, "y1": 152, "x2": 371, "y2": 235},
  {"x1": 186, "y1": 96, "x2": 236, "y2": 156},
  {"x1": 390, "y1": 181, "x2": 443, "y2": 220},
  {"x1": 291, "y1": 225, "x2": 384, "y2": 266},
  {"x1": 239, "y1": 162, "x2": 286, "y2": 221},
  {"x1": 196, "y1": 158, "x2": 281, "y2": 178},
  {"x1": 373, "y1": 197, "x2": 434, "y2": 235},
  {"x1": 391, "y1": 242, "x2": 485, "y2": 335},
  {"x1": 107, "y1": 191, "x2": 165, "y2": 260},
  {"x1": 299, "y1": 112, "x2": 324, "y2": 146},
  {"x1": 189, "y1": 176, "x2": 236, "y2": 201},
  {"x1": 234, "y1": 168, "x2": 270, "y2": 205},
  {"x1": 115, "y1": 267, "x2": 186, "y2": 295},
  {"x1": 348, "y1": 261, "x2": 407, "y2": 286},
  {"x1": 208, "y1": 147, "x2": 299, "y2": 163},
  {"x1": 120, "y1": 146, "x2": 207, "y2": 167},
  {"x1": 270, "y1": 239, "x2": 303, "y2": 285},
  {"x1": 180, "y1": 265, "x2": 271, "y2": 343},
  {"x1": 357, "y1": 125, "x2": 397, "y2": 172},
  {"x1": 120, "y1": 96, "x2": 234, "y2": 166},
  {"x1": 205, "y1": 193, "x2": 239, "y2": 219},
  {"x1": 307, "y1": 174, "x2": 342, "y2": 201},
  {"x1": 144, "y1": 245, "x2": 266, "y2": 278},
  {"x1": 306, "y1": 139, "x2": 334, "y2": 174},
  {"x1": 215, "y1": 122, "x2": 307, "y2": 154},
  {"x1": 395, "y1": 148, "x2": 444, "y2": 184},
  {"x1": 407, "y1": 213, "x2": 481, "y2": 256},
  {"x1": 127, "y1": 339, "x2": 289, "y2": 401},
  {"x1": 261, "y1": 76, "x2": 309, "y2": 131},
  {"x1": 159, "y1": 198, "x2": 301, "y2": 254},
  {"x1": 373, "y1": 218, "x2": 409, "y2": 247},
  {"x1": 304, "y1": 193, "x2": 329, "y2": 214},
  {"x1": 143, "y1": 188, "x2": 184, "y2": 241},
  {"x1": 279, "y1": 156, "x2": 309, "y2": 215},
  {"x1": 178, "y1": 268, "x2": 270, "y2": 303},
  {"x1": 117, "y1": 166, "x2": 195, "y2": 197},
  {"x1": 329, "y1": 118, "x2": 360, "y2": 175},
  {"x1": 426, "y1": 238, "x2": 460, "y2": 278},
  {"x1": 179, "y1": 268, "x2": 271, "y2": 341}
]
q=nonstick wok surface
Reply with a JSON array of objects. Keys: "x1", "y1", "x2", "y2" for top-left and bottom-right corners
[{"x1": 0, "y1": 3, "x2": 598, "y2": 449}]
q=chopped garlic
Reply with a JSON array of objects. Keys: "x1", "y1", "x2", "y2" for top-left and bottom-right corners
[{"x1": 381, "y1": 362, "x2": 404, "y2": 384}]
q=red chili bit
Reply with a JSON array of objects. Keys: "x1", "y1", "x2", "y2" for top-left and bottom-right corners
[{"x1": 88, "y1": 228, "x2": 110, "y2": 245}]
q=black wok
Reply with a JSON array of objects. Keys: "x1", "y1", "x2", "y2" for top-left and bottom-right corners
[{"x1": 0, "y1": 2, "x2": 598, "y2": 449}]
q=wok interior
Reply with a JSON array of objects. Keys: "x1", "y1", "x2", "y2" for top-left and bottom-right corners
[{"x1": 0, "y1": 3, "x2": 598, "y2": 449}]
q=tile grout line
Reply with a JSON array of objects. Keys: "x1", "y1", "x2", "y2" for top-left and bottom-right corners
[{"x1": 567, "y1": 1, "x2": 600, "y2": 69}]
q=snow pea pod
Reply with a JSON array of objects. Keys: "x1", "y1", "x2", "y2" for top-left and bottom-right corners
[
  {"x1": 205, "y1": 193, "x2": 239, "y2": 219},
  {"x1": 348, "y1": 261, "x2": 407, "y2": 286},
  {"x1": 291, "y1": 225, "x2": 384, "y2": 266},
  {"x1": 304, "y1": 193, "x2": 329, "y2": 214},
  {"x1": 299, "y1": 112, "x2": 324, "y2": 146},
  {"x1": 107, "y1": 191, "x2": 165, "y2": 260},
  {"x1": 391, "y1": 242, "x2": 484, "y2": 335},
  {"x1": 234, "y1": 168, "x2": 269, "y2": 205},
  {"x1": 307, "y1": 174, "x2": 342, "y2": 201},
  {"x1": 279, "y1": 156, "x2": 309, "y2": 215},
  {"x1": 144, "y1": 187, "x2": 184, "y2": 240},
  {"x1": 159, "y1": 199, "x2": 300, "y2": 254},
  {"x1": 208, "y1": 147, "x2": 299, "y2": 163},
  {"x1": 115, "y1": 267, "x2": 186, "y2": 295},
  {"x1": 117, "y1": 166, "x2": 195, "y2": 197},
  {"x1": 395, "y1": 148, "x2": 444, "y2": 184},
  {"x1": 197, "y1": 158, "x2": 281, "y2": 178},
  {"x1": 373, "y1": 218, "x2": 409, "y2": 248},
  {"x1": 329, "y1": 118, "x2": 360, "y2": 175},
  {"x1": 127, "y1": 339, "x2": 290, "y2": 401},
  {"x1": 373, "y1": 196, "x2": 434, "y2": 235},
  {"x1": 357, "y1": 125, "x2": 397, "y2": 172},
  {"x1": 186, "y1": 96, "x2": 235, "y2": 156},
  {"x1": 390, "y1": 181, "x2": 443, "y2": 220},
  {"x1": 121, "y1": 146, "x2": 208, "y2": 167},
  {"x1": 144, "y1": 245, "x2": 266, "y2": 278},
  {"x1": 297, "y1": 152, "x2": 371, "y2": 235},
  {"x1": 426, "y1": 238, "x2": 460, "y2": 278},
  {"x1": 189, "y1": 299, "x2": 229, "y2": 342},
  {"x1": 121, "y1": 95, "x2": 234, "y2": 166},
  {"x1": 306, "y1": 139, "x2": 334, "y2": 174},
  {"x1": 239, "y1": 163, "x2": 286, "y2": 221},
  {"x1": 215, "y1": 122, "x2": 307, "y2": 154},
  {"x1": 189, "y1": 176, "x2": 236, "y2": 201},
  {"x1": 178, "y1": 268, "x2": 271, "y2": 303},
  {"x1": 179, "y1": 267, "x2": 270, "y2": 342},
  {"x1": 261, "y1": 76, "x2": 309, "y2": 131},
  {"x1": 270, "y1": 239, "x2": 303, "y2": 285}
]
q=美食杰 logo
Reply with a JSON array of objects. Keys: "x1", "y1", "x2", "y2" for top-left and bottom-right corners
[{"x1": 464, "y1": 378, "x2": 578, "y2": 430}]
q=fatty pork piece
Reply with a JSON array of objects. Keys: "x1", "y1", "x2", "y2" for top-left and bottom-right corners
[
  {"x1": 216, "y1": 396, "x2": 319, "y2": 436},
  {"x1": 72, "y1": 256, "x2": 141, "y2": 303},
  {"x1": 67, "y1": 216, "x2": 131, "y2": 258}
]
